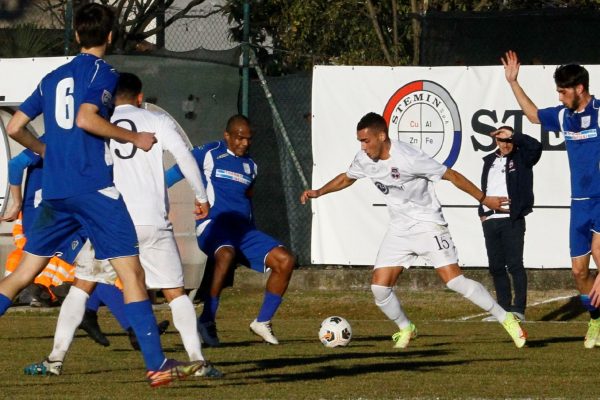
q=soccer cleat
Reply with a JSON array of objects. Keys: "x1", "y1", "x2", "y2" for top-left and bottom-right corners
[
  {"x1": 79, "y1": 310, "x2": 110, "y2": 347},
  {"x1": 158, "y1": 320, "x2": 170, "y2": 335},
  {"x1": 24, "y1": 358, "x2": 63, "y2": 376},
  {"x1": 198, "y1": 320, "x2": 221, "y2": 347},
  {"x1": 249, "y1": 319, "x2": 279, "y2": 345},
  {"x1": 584, "y1": 318, "x2": 600, "y2": 349},
  {"x1": 392, "y1": 322, "x2": 418, "y2": 349},
  {"x1": 501, "y1": 312, "x2": 527, "y2": 348},
  {"x1": 193, "y1": 361, "x2": 223, "y2": 378},
  {"x1": 146, "y1": 359, "x2": 202, "y2": 388}
]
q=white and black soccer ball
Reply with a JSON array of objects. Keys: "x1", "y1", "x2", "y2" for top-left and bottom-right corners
[{"x1": 319, "y1": 316, "x2": 352, "y2": 347}]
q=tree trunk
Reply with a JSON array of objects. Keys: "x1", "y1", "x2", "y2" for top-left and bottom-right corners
[{"x1": 365, "y1": 0, "x2": 393, "y2": 65}]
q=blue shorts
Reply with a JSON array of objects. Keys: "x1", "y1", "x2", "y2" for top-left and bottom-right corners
[
  {"x1": 24, "y1": 187, "x2": 138, "y2": 260},
  {"x1": 570, "y1": 198, "x2": 600, "y2": 257},
  {"x1": 196, "y1": 214, "x2": 280, "y2": 272}
]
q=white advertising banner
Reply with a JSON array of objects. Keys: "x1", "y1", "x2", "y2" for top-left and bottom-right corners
[{"x1": 311, "y1": 65, "x2": 599, "y2": 268}]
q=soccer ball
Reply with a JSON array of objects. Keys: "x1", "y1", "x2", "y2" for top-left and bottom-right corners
[{"x1": 318, "y1": 316, "x2": 352, "y2": 347}]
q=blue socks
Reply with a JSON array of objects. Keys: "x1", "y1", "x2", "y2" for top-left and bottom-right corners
[
  {"x1": 580, "y1": 295, "x2": 600, "y2": 319},
  {"x1": 199, "y1": 296, "x2": 220, "y2": 323},
  {"x1": 124, "y1": 300, "x2": 165, "y2": 371},
  {"x1": 86, "y1": 288, "x2": 102, "y2": 312},
  {"x1": 256, "y1": 291, "x2": 282, "y2": 322},
  {"x1": 95, "y1": 284, "x2": 130, "y2": 330},
  {"x1": 0, "y1": 293, "x2": 12, "y2": 316}
]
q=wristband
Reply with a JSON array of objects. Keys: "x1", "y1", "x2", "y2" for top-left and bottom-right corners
[{"x1": 478, "y1": 194, "x2": 487, "y2": 204}]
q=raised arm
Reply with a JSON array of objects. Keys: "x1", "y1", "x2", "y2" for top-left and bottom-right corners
[
  {"x1": 300, "y1": 173, "x2": 356, "y2": 204},
  {"x1": 501, "y1": 50, "x2": 540, "y2": 124},
  {"x1": 442, "y1": 168, "x2": 508, "y2": 212}
]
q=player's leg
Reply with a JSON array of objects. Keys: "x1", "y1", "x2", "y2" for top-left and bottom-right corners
[
  {"x1": 482, "y1": 219, "x2": 511, "y2": 314},
  {"x1": 241, "y1": 229, "x2": 294, "y2": 344},
  {"x1": 0, "y1": 253, "x2": 50, "y2": 315},
  {"x1": 371, "y1": 265, "x2": 416, "y2": 348},
  {"x1": 73, "y1": 191, "x2": 200, "y2": 385},
  {"x1": 568, "y1": 199, "x2": 600, "y2": 347},
  {"x1": 24, "y1": 277, "x2": 97, "y2": 377},
  {"x1": 503, "y1": 218, "x2": 527, "y2": 320},
  {"x1": 164, "y1": 287, "x2": 204, "y2": 361},
  {"x1": 420, "y1": 223, "x2": 526, "y2": 347},
  {"x1": 198, "y1": 246, "x2": 236, "y2": 347}
]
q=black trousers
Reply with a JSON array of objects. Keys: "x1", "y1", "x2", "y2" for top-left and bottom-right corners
[{"x1": 482, "y1": 217, "x2": 527, "y2": 314}]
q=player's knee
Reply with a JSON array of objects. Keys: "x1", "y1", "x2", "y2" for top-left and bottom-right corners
[
  {"x1": 371, "y1": 284, "x2": 394, "y2": 305},
  {"x1": 571, "y1": 265, "x2": 590, "y2": 282},
  {"x1": 268, "y1": 248, "x2": 295, "y2": 274}
]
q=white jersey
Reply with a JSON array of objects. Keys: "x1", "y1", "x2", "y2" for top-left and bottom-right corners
[
  {"x1": 109, "y1": 104, "x2": 207, "y2": 228},
  {"x1": 346, "y1": 140, "x2": 448, "y2": 229}
]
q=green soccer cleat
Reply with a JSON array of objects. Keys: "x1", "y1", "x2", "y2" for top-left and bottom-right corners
[
  {"x1": 392, "y1": 322, "x2": 418, "y2": 349},
  {"x1": 146, "y1": 359, "x2": 202, "y2": 388},
  {"x1": 501, "y1": 312, "x2": 527, "y2": 348},
  {"x1": 24, "y1": 358, "x2": 63, "y2": 376},
  {"x1": 584, "y1": 318, "x2": 600, "y2": 349}
]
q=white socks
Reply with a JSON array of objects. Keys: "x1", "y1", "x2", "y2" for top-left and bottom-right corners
[
  {"x1": 169, "y1": 295, "x2": 204, "y2": 361},
  {"x1": 48, "y1": 286, "x2": 89, "y2": 362},
  {"x1": 446, "y1": 275, "x2": 507, "y2": 322},
  {"x1": 371, "y1": 284, "x2": 411, "y2": 329}
]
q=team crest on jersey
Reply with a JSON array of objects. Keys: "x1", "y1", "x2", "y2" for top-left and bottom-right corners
[
  {"x1": 391, "y1": 167, "x2": 400, "y2": 179},
  {"x1": 243, "y1": 163, "x2": 251, "y2": 175},
  {"x1": 582, "y1": 115, "x2": 591, "y2": 129},
  {"x1": 101, "y1": 89, "x2": 112, "y2": 106},
  {"x1": 383, "y1": 80, "x2": 462, "y2": 167}
]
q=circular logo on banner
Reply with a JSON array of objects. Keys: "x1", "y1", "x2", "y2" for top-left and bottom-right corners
[{"x1": 383, "y1": 80, "x2": 462, "y2": 167}]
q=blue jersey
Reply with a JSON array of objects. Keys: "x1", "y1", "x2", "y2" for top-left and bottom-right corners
[
  {"x1": 538, "y1": 96, "x2": 600, "y2": 199},
  {"x1": 19, "y1": 54, "x2": 118, "y2": 199},
  {"x1": 167, "y1": 140, "x2": 257, "y2": 222}
]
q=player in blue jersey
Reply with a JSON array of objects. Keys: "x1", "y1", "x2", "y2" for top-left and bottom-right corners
[
  {"x1": 503, "y1": 50, "x2": 600, "y2": 348},
  {"x1": 1, "y1": 3, "x2": 200, "y2": 386},
  {"x1": 166, "y1": 115, "x2": 296, "y2": 346}
]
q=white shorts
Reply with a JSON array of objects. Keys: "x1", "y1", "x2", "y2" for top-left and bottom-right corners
[
  {"x1": 374, "y1": 221, "x2": 459, "y2": 269},
  {"x1": 136, "y1": 225, "x2": 184, "y2": 289},
  {"x1": 74, "y1": 240, "x2": 118, "y2": 285},
  {"x1": 74, "y1": 226, "x2": 184, "y2": 289}
]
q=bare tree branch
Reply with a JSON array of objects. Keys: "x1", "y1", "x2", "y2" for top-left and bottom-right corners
[{"x1": 365, "y1": 0, "x2": 393, "y2": 65}]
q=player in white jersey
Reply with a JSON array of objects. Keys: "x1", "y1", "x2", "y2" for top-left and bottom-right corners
[
  {"x1": 30, "y1": 73, "x2": 221, "y2": 378},
  {"x1": 300, "y1": 112, "x2": 528, "y2": 348}
]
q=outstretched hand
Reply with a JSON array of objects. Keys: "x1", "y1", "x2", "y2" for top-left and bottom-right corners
[{"x1": 501, "y1": 50, "x2": 520, "y2": 83}]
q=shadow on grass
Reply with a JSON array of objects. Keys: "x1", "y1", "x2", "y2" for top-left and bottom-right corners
[
  {"x1": 522, "y1": 335, "x2": 582, "y2": 348},
  {"x1": 540, "y1": 296, "x2": 586, "y2": 321}
]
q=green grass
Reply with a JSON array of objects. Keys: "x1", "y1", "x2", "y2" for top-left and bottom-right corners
[{"x1": 0, "y1": 288, "x2": 595, "y2": 399}]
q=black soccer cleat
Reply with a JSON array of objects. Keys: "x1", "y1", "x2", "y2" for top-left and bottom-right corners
[{"x1": 79, "y1": 310, "x2": 110, "y2": 347}]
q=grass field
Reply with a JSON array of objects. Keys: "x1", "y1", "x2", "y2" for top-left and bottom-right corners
[{"x1": 0, "y1": 287, "x2": 596, "y2": 400}]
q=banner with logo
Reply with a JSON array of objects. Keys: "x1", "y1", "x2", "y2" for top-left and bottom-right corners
[{"x1": 311, "y1": 65, "x2": 600, "y2": 268}]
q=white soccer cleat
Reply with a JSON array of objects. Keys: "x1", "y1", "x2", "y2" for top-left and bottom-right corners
[
  {"x1": 249, "y1": 319, "x2": 279, "y2": 345},
  {"x1": 24, "y1": 358, "x2": 63, "y2": 376}
]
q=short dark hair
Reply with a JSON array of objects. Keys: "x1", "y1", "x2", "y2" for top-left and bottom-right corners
[
  {"x1": 74, "y1": 3, "x2": 115, "y2": 48},
  {"x1": 226, "y1": 114, "x2": 250, "y2": 134},
  {"x1": 115, "y1": 72, "x2": 142, "y2": 99},
  {"x1": 554, "y1": 63, "x2": 589, "y2": 91},
  {"x1": 356, "y1": 112, "x2": 388, "y2": 135}
]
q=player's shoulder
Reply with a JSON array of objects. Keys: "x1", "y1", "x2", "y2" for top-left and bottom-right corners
[{"x1": 194, "y1": 140, "x2": 223, "y2": 154}]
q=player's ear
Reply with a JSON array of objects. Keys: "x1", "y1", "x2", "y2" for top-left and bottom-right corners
[
  {"x1": 75, "y1": 32, "x2": 80, "y2": 45},
  {"x1": 137, "y1": 93, "x2": 143, "y2": 107},
  {"x1": 576, "y1": 83, "x2": 584, "y2": 95},
  {"x1": 107, "y1": 31, "x2": 113, "y2": 45}
]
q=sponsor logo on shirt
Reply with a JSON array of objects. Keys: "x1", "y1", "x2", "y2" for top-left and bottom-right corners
[
  {"x1": 564, "y1": 129, "x2": 597, "y2": 141},
  {"x1": 216, "y1": 169, "x2": 252, "y2": 185},
  {"x1": 383, "y1": 80, "x2": 462, "y2": 168},
  {"x1": 375, "y1": 181, "x2": 389, "y2": 194},
  {"x1": 391, "y1": 167, "x2": 400, "y2": 179}
]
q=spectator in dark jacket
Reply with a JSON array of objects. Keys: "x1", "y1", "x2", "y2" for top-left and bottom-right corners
[{"x1": 479, "y1": 126, "x2": 542, "y2": 321}]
